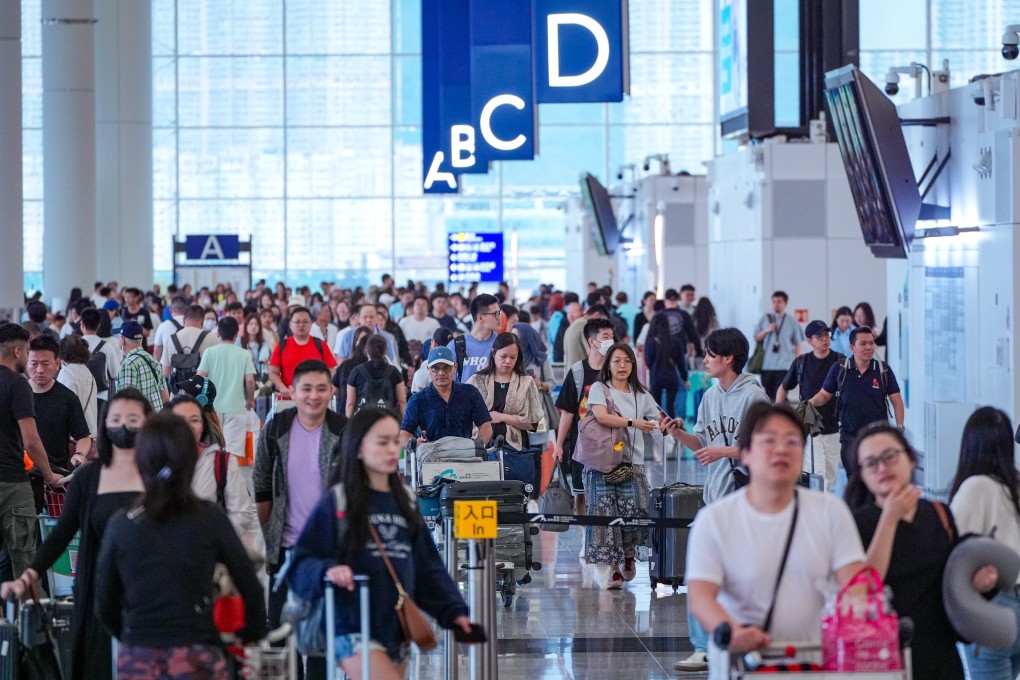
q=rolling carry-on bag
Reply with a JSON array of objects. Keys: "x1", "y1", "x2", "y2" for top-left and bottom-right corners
[
  {"x1": 648, "y1": 483, "x2": 704, "y2": 591},
  {"x1": 325, "y1": 575, "x2": 371, "y2": 680},
  {"x1": 0, "y1": 602, "x2": 17, "y2": 679}
]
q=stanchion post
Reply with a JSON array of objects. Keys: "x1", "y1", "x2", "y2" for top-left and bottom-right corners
[
  {"x1": 325, "y1": 579, "x2": 336, "y2": 680},
  {"x1": 467, "y1": 539, "x2": 486, "y2": 680},
  {"x1": 445, "y1": 517, "x2": 458, "y2": 680},
  {"x1": 355, "y1": 575, "x2": 370, "y2": 680},
  {"x1": 485, "y1": 540, "x2": 499, "y2": 679}
]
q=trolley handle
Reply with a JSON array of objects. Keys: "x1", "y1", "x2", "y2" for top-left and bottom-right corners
[{"x1": 713, "y1": 621, "x2": 732, "y2": 650}]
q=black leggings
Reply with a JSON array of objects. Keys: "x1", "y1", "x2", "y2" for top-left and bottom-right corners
[{"x1": 650, "y1": 382, "x2": 679, "y2": 418}]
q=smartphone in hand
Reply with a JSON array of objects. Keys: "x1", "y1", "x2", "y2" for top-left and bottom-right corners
[{"x1": 454, "y1": 623, "x2": 488, "y2": 644}]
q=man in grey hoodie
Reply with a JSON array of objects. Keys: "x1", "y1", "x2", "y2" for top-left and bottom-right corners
[{"x1": 665, "y1": 327, "x2": 770, "y2": 672}]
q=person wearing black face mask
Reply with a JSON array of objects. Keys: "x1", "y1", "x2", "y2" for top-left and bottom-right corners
[{"x1": 1, "y1": 388, "x2": 152, "y2": 680}]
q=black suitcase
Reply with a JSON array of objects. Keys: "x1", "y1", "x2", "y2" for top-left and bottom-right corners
[
  {"x1": 648, "y1": 483, "x2": 704, "y2": 592},
  {"x1": 439, "y1": 480, "x2": 528, "y2": 520}
]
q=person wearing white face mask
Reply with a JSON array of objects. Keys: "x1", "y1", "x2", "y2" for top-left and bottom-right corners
[{"x1": 553, "y1": 318, "x2": 617, "y2": 514}]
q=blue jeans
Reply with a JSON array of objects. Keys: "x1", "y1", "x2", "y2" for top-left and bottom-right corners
[
  {"x1": 688, "y1": 606, "x2": 708, "y2": 653},
  {"x1": 964, "y1": 590, "x2": 1020, "y2": 679}
]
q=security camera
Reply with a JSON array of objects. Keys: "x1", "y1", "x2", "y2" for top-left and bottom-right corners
[
  {"x1": 1003, "y1": 25, "x2": 1020, "y2": 60},
  {"x1": 671, "y1": 180, "x2": 680, "y2": 192},
  {"x1": 642, "y1": 161, "x2": 650, "y2": 172},
  {"x1": 885, "y1": 71, "x2": 900, "y2": 96},
  {"x1": 616, "y1": 170, "x2": 624, "y2": 180}
]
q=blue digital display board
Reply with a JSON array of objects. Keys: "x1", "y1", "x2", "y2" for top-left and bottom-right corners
[{"x1": 448, "y1": 232, "x2": 504, "y2": 283}]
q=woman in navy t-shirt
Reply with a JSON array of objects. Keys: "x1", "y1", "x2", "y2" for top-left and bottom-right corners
[{"x1": 289, "y1": 407, "x2": 472, "y2": 678}]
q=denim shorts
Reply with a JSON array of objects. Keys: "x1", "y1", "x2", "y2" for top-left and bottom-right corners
[{"x1": 335, "y1": 634, "x2": 410, "y2": 666}]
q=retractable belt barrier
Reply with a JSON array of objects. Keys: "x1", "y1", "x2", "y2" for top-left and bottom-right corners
[{"x1": 498, "y1": 512, "x2": 693, "y2": 528}]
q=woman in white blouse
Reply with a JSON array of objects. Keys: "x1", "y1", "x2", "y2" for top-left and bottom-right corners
[
  {"x1": 949, "y1": 406, "x2": 1020, "y2": 679},
  {"x1": 57, "y1": 335, "x2": 98, "y2": 440}
]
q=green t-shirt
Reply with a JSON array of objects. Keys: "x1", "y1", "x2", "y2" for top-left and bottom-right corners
[{"x1": 196, "y1": 343, "x2": 256, "y2": 414}]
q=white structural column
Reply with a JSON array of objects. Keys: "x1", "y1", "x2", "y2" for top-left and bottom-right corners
[
  {"x1": 0, "y1": 1, "x2": 24, "y2": 313},
  {"x1": 95, "y1": 0, "x2": 152, "y2": 286},
  {"x1": 42, "y1": 0, "x2": 97, "y2": 302}
]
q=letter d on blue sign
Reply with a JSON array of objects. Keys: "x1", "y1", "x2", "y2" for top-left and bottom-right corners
[{"x1": 534, "y1": 0, "x2": 630, "y2": 103}]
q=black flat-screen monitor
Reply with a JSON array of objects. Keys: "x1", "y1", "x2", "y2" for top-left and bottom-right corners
[
  {"x1": 580, "y1": 173, "x2": 620, "y2": 256},
  {"x1": 824, "y1": 65, "x2": 920, "y2": 259}
]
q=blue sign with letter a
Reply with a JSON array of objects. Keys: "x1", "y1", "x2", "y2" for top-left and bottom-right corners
[
  {"x1": 533, "y1": 0, "x2": 630, "y2": 103},
  {"x1": 184, "y1": 235, "x2": 240, "y2": 261}
]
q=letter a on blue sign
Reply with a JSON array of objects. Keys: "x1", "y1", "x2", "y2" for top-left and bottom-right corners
[{"x1": 533, "y1": 0, "x2": 630, "y2": 103}]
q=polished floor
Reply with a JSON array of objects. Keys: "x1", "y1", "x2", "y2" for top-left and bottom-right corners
[{"x1": 409, "y1": 456, "x2": 711, "y2": 680}]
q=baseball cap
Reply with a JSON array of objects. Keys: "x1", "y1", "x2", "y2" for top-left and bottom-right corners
[
  {"x1": 664, "y1": 289, "x2": 679, "y2": 301},
  {"x1": 118, "y1": 320, "x2": 144, "y2": 341},
  {"x1": 287, "y1": 294, "x2": 306, "y2": 308},
  {"x1": 103, "y1": 300, "x2": 121, "y2": 311},
  {"x1": 805, "y1": 320, "x2": 830, "y2": 338},
  {"x1": 427, "y1": 346, "x2": 456, "y2": 368}
]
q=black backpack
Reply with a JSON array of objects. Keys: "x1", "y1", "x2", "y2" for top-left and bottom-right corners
[
  {"x1": 213, "y1": 449, "x2": 230, "y2": 510},
  {"x1": 86, "y1": 340, "x2": 110, "y2": 392},
  {"x1": 356, "y1": 366, "x2": 397, "y2": 413},
  {"x1": 168, "y1": 330, "x2": 209, "y2": 393}
]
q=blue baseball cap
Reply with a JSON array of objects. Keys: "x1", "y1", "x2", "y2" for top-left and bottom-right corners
[
  {"x1": 805, "y1": 320, "x2": 830, "y2": 338},
  {"x1": 427, "y1": 346, "x2": 456, "y2": 368},
  {"x1": 118, "y1": 320, "x2": 144, "y2": 341},
  {"x1": 103, "y1": 299, "x2": 120, "y2": 311}
]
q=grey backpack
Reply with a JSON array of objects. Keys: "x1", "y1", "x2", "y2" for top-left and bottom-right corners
[{"x1": 537, "y1": 465, "x2": 573, "y2": 532}]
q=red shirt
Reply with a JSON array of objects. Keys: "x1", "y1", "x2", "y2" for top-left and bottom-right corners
[{"x1": 269, "y1": 336, "x2": 337, "y2": 387}]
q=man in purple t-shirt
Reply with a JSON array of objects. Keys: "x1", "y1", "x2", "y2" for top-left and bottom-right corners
[{"x1": 253, "y1": 359, "x2": 347, "y2": 672}]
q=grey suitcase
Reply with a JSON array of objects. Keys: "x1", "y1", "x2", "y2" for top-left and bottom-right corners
[{"x1": 648, "y1": 483, "x2": 704, "y2": 592}]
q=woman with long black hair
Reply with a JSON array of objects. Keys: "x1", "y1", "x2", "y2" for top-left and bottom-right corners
[
  {"x1": 1, "y1": 387, "x2": 152, "y2": 680},
  {"x1": 950, "y1": 406, "x2": 1020, "y2": 679},
  {"x1": 289, "y1": 407, "x2": 472, "y2": 680},
  {"x1": 345, "y1": 334, "x2": 406, "y2": 418},
  {"x1": 644, "y1": 311, "x2": 686, "y2": 418}
]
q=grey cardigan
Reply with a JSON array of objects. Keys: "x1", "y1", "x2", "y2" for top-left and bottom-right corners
[{"x1": 252, "y1": 408, "x2": 348, "y2": 569}]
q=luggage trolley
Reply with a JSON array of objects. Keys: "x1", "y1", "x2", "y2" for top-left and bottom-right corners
[
  {"x1": 712, "y1": 622, "x2": 913, "y2": 680},
  {"x1": 39, "y1": 470, "x2": 77, "y2": 597}
]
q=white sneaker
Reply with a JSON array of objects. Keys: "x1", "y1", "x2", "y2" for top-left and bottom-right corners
[{"x1": 674, "y1": 651, "x2": 708, "y2": 672}]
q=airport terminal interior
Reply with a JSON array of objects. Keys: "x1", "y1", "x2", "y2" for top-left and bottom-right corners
[{"x1": 5, "y1": 0, "x2": 1020, "y2": 679}]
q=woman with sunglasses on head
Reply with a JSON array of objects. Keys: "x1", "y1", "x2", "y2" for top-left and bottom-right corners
[
  {"x1": 289, "y1": 407, "x2": 473, "y2": 680},
  {"x1": 95, "y1": 412, "x2": 266, "y2": 679},
  {"x1": 0, "y1": 387, "x2": 152, "y2": 680},
  {"x1": 950, "y1": 407, "x2": 1020, "y2": 679},
  {"x1": 845, "y1": 423, "x2": 997, "y2": 680},
  {"x1": 582, "y1": 342, "x2": 664, "y2": 589}
]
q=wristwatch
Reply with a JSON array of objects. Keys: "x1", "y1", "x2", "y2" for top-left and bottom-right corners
[{"x1": 627, "y1": 419, "x2": 633, "y2": 428}]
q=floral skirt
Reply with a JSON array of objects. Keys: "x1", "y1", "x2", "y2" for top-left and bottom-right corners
[
  {"x1": 582, "y1": 464, "x2": 650, "y2": 566},
  {"x1": 116, "y1": 644, "x2": 228, "y2": 680}
]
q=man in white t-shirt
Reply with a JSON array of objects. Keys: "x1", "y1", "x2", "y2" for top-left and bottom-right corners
[
  {"x1": 681, "y1": 402, "x2": 865, "y2": 676},
  {"x1": 152, "y1": 296, "x2": 188, "y2": 362},
  {"x1": 161, "y1": 305, "x2": 219, "y2": 379},
  {"x1": 79, "y1": 308, "x2": 121, "y2": 406},
  {"x1": 398, "y1": 295, "x2": 441, "y2": 344}
]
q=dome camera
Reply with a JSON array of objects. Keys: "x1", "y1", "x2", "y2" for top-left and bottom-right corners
[
  {"x1": 884, "y1": 72, "x2": 900, "y2": 96},
  {"x1": 1003, "y1": 26, "x2": 1020, "y2": 60},
  {"x1": 642, "y1": 161, "x2": 650, "y2": 172},
  {"x1": 616, "y1": 170, "x2": 624, "y2": 180}
]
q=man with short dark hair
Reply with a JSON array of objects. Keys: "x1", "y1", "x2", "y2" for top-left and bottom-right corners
[
  {"x1": 120, "y1": 287, "x2": 153, "y2": 344},
  {"x1": 400, "y1": 347, "x2": 492, "y2": 443},
  {"x1": 198, "y1": 316, "x2": 257, "y2": 458},
  {"x1": 268, "y1": 307, "x2": 337, "y2": 397},
  {"x1": 430, "y1": 292, "x2": 462, "y2": 333},
  {"x1": 161, "y1": 304, "x2": 218, "y2": 389},
  {"x1": 810, "y1": 326, "x2": 905, "y2": 475},
  {"x1": 554, "y1": 318, "x2": 616, "y2": 509},
  {"x1": 776, "y1": 320, "x2": 844, "y2": 491},
  {"x1": 449, "y1": 292, "x2": 473, "y2": 331},
  {"x1": 563, "y1": 303, "x2": 609, "y2": 369},
  {"x1": 332, "y1": 304, "x2": 399, "y2": 362},
  {"x1": 665, "y1": 326, "x2": 769, "y2": 671},
  {"x1": 0, "y1": 324, "x2": 60, "y2": 576},
  {"x1": 447, "y1": 293, "x2": 501, "y2": 382},
  {"x1": 254, "y1": 359, "x2": 346, "y2": 674},
  {"x1": 640, "y1": 289, "x2": 702, "y2": 418},
  {"x1": 80, "y1": 308, "x2": 120, "y2": 410},
  {"x1": 679, "y1": 284, "x2": 697, "y2": 316},
  {"x1": 224, "y1": 301, "x2": 246, "y2": 330},
  {"x1": 753, "y1": 291, "x2": 805, "y2": 400},
  {"x1": 398, "y1": 295, "x2": 440, "y2": 345},
  {"x1": 152, "y1": 295, "x2": 188, "y2": 361}
]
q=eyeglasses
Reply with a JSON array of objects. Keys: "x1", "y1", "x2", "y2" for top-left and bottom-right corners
[
  {"x1": 609, "y1": 357, "x2": 634, "y2": 366},
  {"x1": 751, "y1": 434, "x2": 804, "y2": 449},
  {"x1": 478, "y1": 310, "x2": 502, "y2": 318},
  {"x1": 859, "y1": 448, "x2": 906, "y2": 473},
  {"x1": 428, "y1": 364, "x2": 455, "y2": 373}
]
